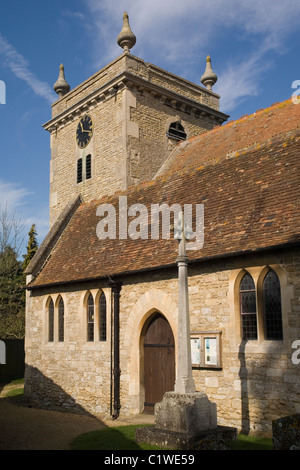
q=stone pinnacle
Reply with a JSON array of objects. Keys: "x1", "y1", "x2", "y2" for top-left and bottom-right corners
[
  {"x1": 201, "y1": 55, "x2": 218, "y2": 91},
  {"x1": 53, "y1": 63, "x2": 70, "y2": 98},
  {"x1": 117, "y1": 12, "x2": 136, "y2": 53}
]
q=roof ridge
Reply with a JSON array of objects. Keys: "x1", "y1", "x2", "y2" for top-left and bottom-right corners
[
  {"x1": 155, "y1": 97, "x2": 298, "y2": 178},
  {"x1": 153, "y1": 126, "x2": 300, "y2": 182},
  {"x1": 188, "y1": 97, "x2": 294, "y2": 143}
]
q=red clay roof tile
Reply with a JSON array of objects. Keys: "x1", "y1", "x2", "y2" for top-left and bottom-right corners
[
  {"x1": 158, "y1": 98, "x2": 300, "y2": 177},
  {"x1": 28, "y1": 107, "x2": 300, "y2": 288}
]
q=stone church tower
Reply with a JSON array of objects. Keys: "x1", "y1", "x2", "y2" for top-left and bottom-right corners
[{"x1": 44, "y1": 13, "x2": 228, "y2": 226}]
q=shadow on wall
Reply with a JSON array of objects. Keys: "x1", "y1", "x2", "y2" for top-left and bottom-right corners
[
  {"x1": 0, "y1": 364, "x2": 144, "y2": 450},
  {"x1": 24, "y1": 364, "x2": 99, "y2": 415},
  {"x1": 238, "y1": 340, "x2": 250, "y2": 435},
  {"x1": 0, "y1": 367, "x2": 148, "y2": 451},
  {"x1": 238, "y1": 339, "x2": 299, "y2": 436}
]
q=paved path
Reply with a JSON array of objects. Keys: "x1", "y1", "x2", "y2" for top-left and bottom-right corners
[{"x1": 0, "y1": 385, "x2": 154, "y2": 450}]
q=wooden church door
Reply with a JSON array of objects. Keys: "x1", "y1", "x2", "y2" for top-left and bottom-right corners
[{"x1": 143, "y1": 313, "x2": 175, "y2": 413}]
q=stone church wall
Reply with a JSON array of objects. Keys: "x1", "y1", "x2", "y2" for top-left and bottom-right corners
[{"x1": 25, "y1": 248, "x2": 300, "y2": 434}]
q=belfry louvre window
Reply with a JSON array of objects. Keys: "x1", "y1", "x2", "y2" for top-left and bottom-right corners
[
  {"x1": 167, "y1": 122, "x2": 187, "y2": 141},
  {"x1": 58, "y1": 298, "x2": 64, "y2": 342},
  {"x1": 77, "y1": 155, "x2": 92, "y2": 183},
  {"x1": 240, "y1": 273, "x2": 258, "y2": 340},
  {"x1": 48, "y1": 299, "x2": 54, "y2": 342},
  {"x1": 99, "y1": 292, "x2": 107, "y2": 342},
  {"x1": 77, "y1": 158, "x2": 83, "y2": 183},
  {"x1": 263, "y1": 270, "x2": 283, "y2": 340},
  {"x1": 87, "y1": 294, "x2": 94, "y2": 342},
  {"x1": 86, "y1": 154, "x2": 92, "y2": 179}
]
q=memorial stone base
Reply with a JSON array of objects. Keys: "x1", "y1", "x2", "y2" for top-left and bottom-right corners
[
  {"x1": 272, "y1": 414, "x2": 300, "y2": 450},
  {"x1": 135, "y1": 391, "x2": 238, "y2": 450}
]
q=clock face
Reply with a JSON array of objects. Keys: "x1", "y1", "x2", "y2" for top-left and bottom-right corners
[{"x1": 76, "y1": 115, "x2": 93, "y2": 148}]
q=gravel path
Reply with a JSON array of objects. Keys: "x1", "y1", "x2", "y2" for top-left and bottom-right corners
[
  {"x1": 0, "y1": 397, "x2": 106, "y2": 450},
  {"x1": 0, "y1": 384, "x2": 154, "y2": 450}
]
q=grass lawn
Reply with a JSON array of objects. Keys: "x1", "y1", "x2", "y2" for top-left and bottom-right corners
[
  {"x1": 70, "y1": 425, "x2": 273, "y2": 450},
  {"x1": 1, "y1": 378, "x2": 24, "y2": 397},
  {"x1": 70, "y1": 425, "x2": 166, "y2": 450},
  {"x1": 230, "y1": 434, "x2": 273, "y2": 450}
]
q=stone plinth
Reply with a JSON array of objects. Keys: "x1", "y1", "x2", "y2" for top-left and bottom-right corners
[
  {"x1": 155, "y1": 391, "x2": 217, "y2": 434},
  {"x1": 135, "y1": 424, "x2": 238, "y2": 450},
  {"x1": 135, "y1": 391, "x2": 231, "y2": 450}
]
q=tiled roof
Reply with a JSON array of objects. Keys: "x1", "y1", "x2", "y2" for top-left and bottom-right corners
[
  {"x1": 28, "y1": 98, "x2": 300, "y2": 288},
  {"x1": 158, "y1": 98, "x2": 300, "y2": 176}
]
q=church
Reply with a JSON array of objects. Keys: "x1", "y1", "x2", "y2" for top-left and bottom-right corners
[{"x1": 24, "y1": 13, "x2": 300, "y2": 435}]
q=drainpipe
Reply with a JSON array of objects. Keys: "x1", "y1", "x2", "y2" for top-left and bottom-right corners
[{"x1": 109, "y1": 278, "x2": 122, "y2": 419}]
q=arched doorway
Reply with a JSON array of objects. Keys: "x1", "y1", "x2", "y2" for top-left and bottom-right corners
[{"x1": 143, "y1": 312, "x2": 175, "y2": 414}]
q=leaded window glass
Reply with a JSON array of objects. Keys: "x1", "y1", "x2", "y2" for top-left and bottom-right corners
[
  {"x1": 240, "y1": 273, "x2": 257, "y2": 340},
  {"x1": 263, "y1": 270, "x2": 283, "y2": 340},
  {"x1": 48, "y1": 299, "x2": 54, "y2": 342},
  {"x1": 99, "y1": 292, "x2": 107, "y2": 342},
  {"x1": 58, "y1": 298, "x2": 64, "y2": 342},
  {"x1": 87, "y1": 294, "x2": 94, "y2": 342}
]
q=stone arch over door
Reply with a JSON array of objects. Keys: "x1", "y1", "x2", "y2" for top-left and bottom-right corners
[{"x1": 124, "y1": 289, "x2": 177, "y2": 415}]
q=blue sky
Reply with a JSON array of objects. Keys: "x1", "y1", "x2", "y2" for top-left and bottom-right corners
[{"x1": 0, "y1": 0, "x2": 299, "y2": 255}]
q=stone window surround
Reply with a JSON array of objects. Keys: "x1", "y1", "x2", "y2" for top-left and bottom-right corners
[
  {"x1": 83, "y1": 289, "x2": 107, "y2": 343},
  {"x1": 43, "y1": 289, "x2": 110, "y2": 349},
  {"x1": 44, "y1": 294, "x2": 66, "y2": 345},
  {"x1": 228, "y1": 264, "x2": 293, "y2": 354}
]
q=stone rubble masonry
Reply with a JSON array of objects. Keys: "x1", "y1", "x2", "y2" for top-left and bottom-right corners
[
  {"x1": 272, "y1": 414, "x2": 300, "y2": 450},
  {"x1": 25, "y1": 249, "x2": 300, "y2": 435},
  {"x1": 44, "y1": 53, "x2": 227, "y2": 227}
]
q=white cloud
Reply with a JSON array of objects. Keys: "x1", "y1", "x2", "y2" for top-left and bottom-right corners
[
  {"x1": 61, "y1": 10, "x2": 85, "y2": 21},
  {"x1": 214, "y1": 44, "x2": 274, "y2": 113},
  {"x1": 0, "y1": 180, "x2": 31, "y2": 213},
  {"x1": 84, "y1": 0, "x2": 300, "y2": 111},
  {"x1": 0, "y1": 34, "x2": 56, "y2": 104},
  {"x1": 85, "y1": 0, "x2": 300, "y2": 59}
]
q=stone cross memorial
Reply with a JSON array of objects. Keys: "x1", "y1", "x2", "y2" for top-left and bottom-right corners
[
  {"x1": 173, "y1": 211, "x2": 196, "y2": 394},
  {"x1": 136, "y1": 212, "x2": 220, "y2": 449}
]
